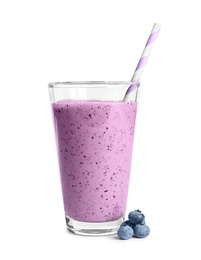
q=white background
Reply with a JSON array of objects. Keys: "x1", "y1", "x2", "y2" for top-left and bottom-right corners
[{"x1": 0, "y1": 0, "x2": 201, "y2": 259}]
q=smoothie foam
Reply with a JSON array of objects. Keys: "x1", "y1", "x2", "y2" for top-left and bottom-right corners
[{"x1": 52, "y1": 99, "x2": 137, "y2": 222}]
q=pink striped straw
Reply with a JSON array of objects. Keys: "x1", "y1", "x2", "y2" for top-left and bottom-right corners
[{"x1": 123, "y1": 23, "x2": 161, "y2": 102}]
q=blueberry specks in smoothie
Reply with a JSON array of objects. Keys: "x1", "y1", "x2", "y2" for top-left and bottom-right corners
[{"x1": 52, "y1": 99, "x2": 137, "y2": 222}]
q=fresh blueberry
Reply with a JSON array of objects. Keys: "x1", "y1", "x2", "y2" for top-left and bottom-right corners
[
  {"x1": 133, "y1": 224, "x2": 150, "y2": 238},
  {"x1": 128, "y1": 210, "x2": 145, "y2": 225},
  {"x1": 117, "y1": 225, "x2": 134, "y2": 240}
]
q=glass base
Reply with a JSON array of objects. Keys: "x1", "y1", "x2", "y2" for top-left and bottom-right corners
[{"x1": 65, "y1": 215, "x2": 124, "y2": 236}]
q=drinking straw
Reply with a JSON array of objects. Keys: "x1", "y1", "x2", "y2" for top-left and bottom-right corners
[{"x1": 123, "y1": 23, "x2": 161, "y2": 102}]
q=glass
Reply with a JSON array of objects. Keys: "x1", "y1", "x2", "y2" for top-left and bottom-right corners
[{"x1": 48, "y1": 81, "x2": 140, "y2": 236}]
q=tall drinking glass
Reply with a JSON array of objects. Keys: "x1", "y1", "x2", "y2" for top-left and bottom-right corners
[{"x1": 48, "y1": 81, "x2": 140, "y2": 236}]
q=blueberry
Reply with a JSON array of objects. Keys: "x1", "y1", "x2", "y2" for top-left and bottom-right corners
[
  {"x1": 133, "y1": 224, "x2": 150, "y2": 238},
  {"x1": 117, "y1": 225, "x2": 134, "y2": 240},
  {"x1": 128, "y1": 210, "x2": 145, "y2": 225}
]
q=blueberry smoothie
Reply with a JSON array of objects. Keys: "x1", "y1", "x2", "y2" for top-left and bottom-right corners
[{"x1": 52, "y1": 99, "x2": 137, "y2": 222}]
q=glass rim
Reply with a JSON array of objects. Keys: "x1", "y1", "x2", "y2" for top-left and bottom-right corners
[{"x1": 48, "y1": 81, "x2": 140, "y2": 88}]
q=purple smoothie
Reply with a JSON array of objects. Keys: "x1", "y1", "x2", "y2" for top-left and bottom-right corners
[{"x1": 52, "y1": 99, "x2": 137, "y2": 222}]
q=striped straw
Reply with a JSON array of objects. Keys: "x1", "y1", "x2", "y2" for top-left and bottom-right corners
[{"x1": 123, "y1": 23, "x2": 161, "y2": 102}]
